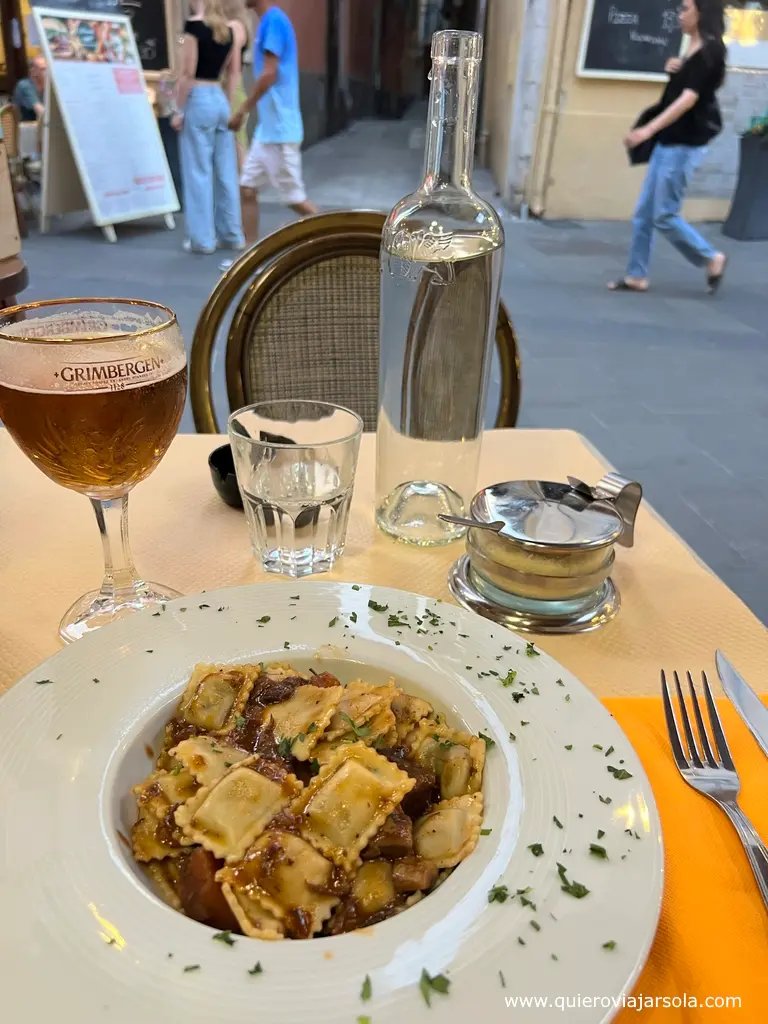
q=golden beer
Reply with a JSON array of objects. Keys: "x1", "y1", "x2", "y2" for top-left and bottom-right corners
[{"x1": 0, "y1": 366, "x2": 187, "y2": 497}]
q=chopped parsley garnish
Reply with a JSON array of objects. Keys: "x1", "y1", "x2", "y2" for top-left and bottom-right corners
[
  {"x1": 564, "y1": 694, "x2": 571, "y2": 702},
  {"x1": 508, "y1": 731, "x2": 516, "y2": 742},
  {"x1": 593, "y1": 744, "x2": 603, "y2": 751},
  {"x1": 557, "y1": 862, "x2": 590, "y2": 899},
  {"x1": 519, "y1": 894, "x2": 536, "y2": 911},
  {"x1": 589, "y1": 844, "x2": 608, "y2": 859},
  {"x1": 498, "y1": 970, "x2": 506, "y2": 988},
  {"x1": 351, "y1": 584, "x2": 361, "y2": 591},
  {"x1": 419, "y1": 969, "x2": 450, "y2": 1007},
  {"x1": 525, "y1": 642, "x2": 540, "y2": 658},
  {"x1": 503, "y1": 645, "x2": 512, "y2": 652},
  {"x1": 146, "y1": 650, "x2": 153, "y2": 654},
  {"x1": 597, "y1": 829, "x2": 605, "y2": 840},
  {"x1": 553, "y1": 815, "x2": 563, "y2": 829},
  {"x1": 212, "y1": 930, "x2": 236, "y2": 946},
  {"x1": 290, "y1": 595, "x2": 300, "y2": 600},
  {"x1": 276, "y1": 736, "x2": 294, "y2": 757},
  {"x1": 56, "y1": 734, "x2": 62, "y2": 740},
  {"x1": 183, "y1": 964, "x2": 200, "y2": 973},
  {"x1": 555, "y1": 678, "x2": 564, "y2": 687},
  {"x1": 328, "y1": 616, "x2": 338, "y2": 627},
  {"x1": 502, "y1": 669, "x2": 517, "y2": 687},
  {"x1": 257, "y1": 615, "x2": 271, "y2": 624},
  {"x1": 520, "y1": 720, "x2": 530, "y2": 727},
  {"x1": 487, "y1": 884, "x2": 509, "y2": 903},
  {"x1": 602, "y1": 941, "x2": 616, "y2": 951},
  {"x1": 235, "y1": 714, "x2": 246, "y2": 728},
  {"x1": 307, "y1": 722, "x2": 318, "y2": 734},
  {"x1": 170, "y1": 763, "x2": 182, "y2": 776},
  {"x1": 517, "y1": 937, "x2": 526, "y2": 946},
  {"x1": 480, "y1": 828, "x2": 492, "y2": 835},
  {"x1": 349, "y1": 611, "x2": 358, "y2": 624},
  {"x1": 604, "y1": 745, "x2": 615, "y2": 757},
  {"x1": 309, "y1": 758, "x2": 320, "y2": 775},
  {"x1": 357, "y1": 1018, "x2": 371, "y2": 1024},
  {"x1": 564, "y1": 744, "x2": 573, "y2": 751},
  {"x1": 598, "y1": 794, "x2": 612, "y2": 805},
  {"x1": 340, "y1": 712, "x2": 371, "y2": 738},
  {"x1": 199, "y1": 603, "x2": 210, "y2": 609},
  {"x1": 93, "y1": 678, "x2": 100, "y2": 684},
  {"x1": 530, "y1": 920, "x2": 541, "y2": 932},
  {"x1": 607, "y1": 766, "x2": 633, "y2": 780},
  {"x1": 388, "y1": 614, "x2": 409, "y2": 628},
  {"x1": 511, "y1": 692, "x2": 526, "y2": 704},
  {"x1": 528, "y1": 843, "x2": 544, "y2": 857},
  {"x1": 248, "y1": 962, "x2": 263, "y2": 975},
  {"x1": 283, "y1": 641, "x2": 290, "y2": 649},
  {"x1": 361, "y1": 975, "x2": 372, "y2": 1001},
  {"x1": 479, "y1": 731, "x2": 495, "y2": 750},
  {"x1": 368, "y1": 599, "x2": 388, "y2": 613},
  {"x1": 35, "y1": 679, "x2": 54, "y2": 685}
]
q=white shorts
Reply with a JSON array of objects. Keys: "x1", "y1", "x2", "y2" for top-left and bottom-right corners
[{"x1": 240, "y1": 141, "x2": 307, "y2": 205}]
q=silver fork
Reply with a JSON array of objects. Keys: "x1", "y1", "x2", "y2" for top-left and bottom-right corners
[{"x1": 661, "y1": 669, "x2": 768, "y2": 911}]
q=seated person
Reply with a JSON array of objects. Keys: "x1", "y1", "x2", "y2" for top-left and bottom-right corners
[{"x1": 13, "y1": 57, "x2": 47, "y2": 121}]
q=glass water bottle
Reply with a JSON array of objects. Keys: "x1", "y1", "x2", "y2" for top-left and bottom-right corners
[{"x1": 375, "y1": 30, "x2": 504, "y2": 546}]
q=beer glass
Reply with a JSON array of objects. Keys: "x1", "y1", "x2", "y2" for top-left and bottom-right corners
[{"x1": 0, "y1": 299, "x2": 188, "y2": 642}]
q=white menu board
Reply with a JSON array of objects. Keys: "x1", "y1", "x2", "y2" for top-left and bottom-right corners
[{"x1": 33, "y1": 6, "x2": 178, "y2": 234}]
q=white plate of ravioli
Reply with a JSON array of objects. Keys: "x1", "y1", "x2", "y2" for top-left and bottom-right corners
[{"x1": 0, "y1": 583, "x2": 662, "y2": 1023}]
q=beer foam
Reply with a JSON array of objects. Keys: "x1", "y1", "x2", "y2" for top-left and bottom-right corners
[{"x1": 0, "y1": 330, "x2": 186, "y2": 394}]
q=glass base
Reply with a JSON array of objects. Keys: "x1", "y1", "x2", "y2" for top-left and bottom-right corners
[
  {"x1": 59, "y1": 581, "x2": 183, "y2": 644},
  {"x1": 376, "y1": 481, "x2": 468, "y2": 546}
]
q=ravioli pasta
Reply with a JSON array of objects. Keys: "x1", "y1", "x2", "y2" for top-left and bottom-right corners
[{"x1": 129, "y1": 662, "x2": 486, "y2": 940}]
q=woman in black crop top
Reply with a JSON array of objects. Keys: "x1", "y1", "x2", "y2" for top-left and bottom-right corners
[
  {"x1": 172, "y1": 0, "x2": 247, "y2": 254},
  {"x1": 608, "y1": 0, "x2": 728, "y2": 296}
]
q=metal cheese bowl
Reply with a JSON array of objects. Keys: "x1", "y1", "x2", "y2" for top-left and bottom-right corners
[{"x1": 448, "y1": 476, "x2": 642, "y2": 634}]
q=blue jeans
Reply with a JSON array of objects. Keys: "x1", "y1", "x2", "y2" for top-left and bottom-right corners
[
  {"x1": 627, "y1": 143, "x2": 717, "y2": 279},
  {"x1": 180, "y1": 86, "x2": 244, "y2": 252}
]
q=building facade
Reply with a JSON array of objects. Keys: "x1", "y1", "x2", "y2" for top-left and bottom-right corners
[{"x1": 482, "y1": 0, "x2": 768, "y2": 220}]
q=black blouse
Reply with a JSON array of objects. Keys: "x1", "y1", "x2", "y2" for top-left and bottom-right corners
[
  {"x1": 184, "y1": 19, "x2": 233, "y2": 82},
  {"x1": 657, "y1": 39, "x2": 727, "y2": 147}
]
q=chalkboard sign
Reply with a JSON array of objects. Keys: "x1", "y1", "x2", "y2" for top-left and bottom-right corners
[
  {"x1": 29, "y1": 0, "x2": 170, "y2": 72},
  {"x1": 578, "y1": 0, "x2": 683, "y2": 81}
]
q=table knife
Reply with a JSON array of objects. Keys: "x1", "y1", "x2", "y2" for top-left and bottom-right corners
[{"x1": 716, "y1": 650, "x2": 768, "y2": 759}]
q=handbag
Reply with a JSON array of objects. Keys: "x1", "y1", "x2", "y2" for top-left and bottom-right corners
[{"x1": 627, "y1": 102, "x2": 663, "y2": 166}]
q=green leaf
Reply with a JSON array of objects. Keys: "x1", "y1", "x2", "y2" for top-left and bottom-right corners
[
  {"x1": 170, "y1": 763, "x2": 182, "y2": 776},
  {"x1": 350, "y1": 611, "x2": 358, "y2": 623},
  {"x1": 487, "y1": 884, "x2": 510, "y2": 903},
  {"x1": 368, "y1": 599, "x2": 388, "y2": 613},
  {"x1": 235, "y1": 713, "x2": 246, "y2": 728},
  {"x1": 357, "y1": 1018, "x2": 372, "y2": 1024},
  {"x1": 479, "y1": 731, "x2": 495, "y2": 750},
  {"x1": 593, "y1": 743, "x2": 603, "y2": 750},
  {"x1": 553, "y1": 815, "x2": 563, "y2": 829},
  {"x1": 604, "y1": 745, "x2": 615, "y2": 758},
  {"x1": 555, "y1": 678, "x2": 564, "y2": 686},
  {"x1": 598, "y1": 794, "x2": 612, "y2": 805},
  {"x1": 419, "y1": 969, "x2": 450, "y2": 1006},
  {"x1": 276, "y1": 736, "x2": 294, "y2": 758},
  {"x1": 528, "y1": 843, "x2": 544, "y2": 857},
  {"x1": 248, "y1": 962, "x2": 263, "y2": 975},
  {"x1": 419, "y1": 970, "x2": 432, "y2": 1008},
  {"x1": 597, "y1": 829, "x2": 605, "y2": 839},
  {"x1": 361, "y1": 975, "x2": 372, "y2": 1001},
  {"x1": 480, "y1": 828, "x2": 492, "y2": 836},
  {"x1": 429, "y1": 974, "x2": 450, "y2": 995},
  {"x1": 212, "y1": 930, "x2": 236, "y2": 946},
  {"x1": 508, "y1": 731, "x2": 516, "y2": 742},
  {"x1": 602, "y1": 940, "x2": 617, "y2": 951},
  {"x1": 529, "y1": 920, "x2": 541, "y2": 932},
  {"x1": 388, "y1": 614, "x2": 409, "y2": 628},
  {"x1": 35, "y1": 679, "x2": 54, "y2": 685},
  {"x1": 519, "y1": 894, "x2": 536, "y2": 911},
  {"x1": 309, "y1": 758, "x2": 321, "y2": 775},
  {"x1": 589, "y1": 844, "x2": 608, "y2": 859},
  {"x1": 183, "y1": 964, "x2": 200, "y2": 973},
  {"x1": 351, "y1": 584, "x2": 361, "y2": 591},
  {"x1": 607, "y1": 765, "x2": 633, "y2": 780},
  {"x1": 340, "y1": 712, "x2": 371, "y2": 739},
  {"x1": 525, "y1": 642, "x2": 540, "y2": 658},
  {"x1": 520, "y1": 720, "x2": 530, "y2": 727},
  {"x1": 328, "y1": 616, "x2": 338, "y2": 627},
  {"x1": 502, "y1": 669, "x2": 517, "y2": 687},
  {"x1": 556, "y1": 862, "x2": 590, "y2": 899},
  {"x1": 257, "y1": 615, "x2": 271, "y2": 623},
  {"x1": 564, "y1": 744, "x2": 573, "y2": 751}
]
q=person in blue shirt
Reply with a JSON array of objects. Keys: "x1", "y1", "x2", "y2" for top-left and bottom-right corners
[
  {"x1": 13, "y1": 57, "x2": 47, "y2": 122},
  {"x1": 227, "y1": 1, "x2": 317, "y2": 246}
]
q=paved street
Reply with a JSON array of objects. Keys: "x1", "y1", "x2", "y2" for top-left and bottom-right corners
[{"x1": 17, "y1": 116, "x2": 768, "y2": 624}]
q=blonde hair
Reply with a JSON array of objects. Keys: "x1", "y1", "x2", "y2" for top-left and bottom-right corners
[
  {"x1": 222, "y1": 0, "x2": 253, "y2": 48},
  {"x1": 203, "y1": 0, "x2": 231, "y2": 45}
]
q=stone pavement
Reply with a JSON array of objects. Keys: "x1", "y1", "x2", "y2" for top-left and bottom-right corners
[{"x1": 16, "y1": 116, "x2": 768, "y2": 625}]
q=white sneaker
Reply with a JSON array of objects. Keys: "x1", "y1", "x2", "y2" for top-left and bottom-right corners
[
  {"x1": 182, "y1": 239, "x2": 216, "y2": 255},
  {"x1": 218, "y1": 258, "x2": 235, "y2": 273}
]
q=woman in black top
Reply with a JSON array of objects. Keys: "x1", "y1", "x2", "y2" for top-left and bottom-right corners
[
  {"x1": 172, "y1": 0, "x2": 247, "y2": 254},
  {"x1": 609, "y1": 0, "x2": 728, "y2": 295}
]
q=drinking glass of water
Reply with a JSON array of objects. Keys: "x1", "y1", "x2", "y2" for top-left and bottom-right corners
[{"x1": 228, "y1": 400, "x2": 363, "y2": 577}]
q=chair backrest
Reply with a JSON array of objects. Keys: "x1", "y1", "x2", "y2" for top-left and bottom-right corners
[
  {"x1": 0, "y1": 105, "x2": 20, "y2": 162},
  {"x1": 191, "y1": 210, "x2": 521, "y2": 434}
]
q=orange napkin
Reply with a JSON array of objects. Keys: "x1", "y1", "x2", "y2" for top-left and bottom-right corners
[{"x1": 605, "y1": 697, "x2": 768, "y2": 1022}]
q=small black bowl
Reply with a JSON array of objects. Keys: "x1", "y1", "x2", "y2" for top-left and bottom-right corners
[{"x1": 209, "y1": 443, "x2": 243, "y2": 509}]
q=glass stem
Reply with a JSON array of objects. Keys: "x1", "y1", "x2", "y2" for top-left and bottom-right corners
[{"x1": 91, "y1": 496, "x2": 146, "y2": 602}]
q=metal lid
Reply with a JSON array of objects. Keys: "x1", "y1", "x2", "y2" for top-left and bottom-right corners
[{"x1": 470, "y1": 480, "x2": 625, "y2": 552}]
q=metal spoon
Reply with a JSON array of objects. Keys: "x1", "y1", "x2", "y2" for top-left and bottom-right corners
[{"x1": 438, "y1": 514, "x2": 507, "y2": 534}]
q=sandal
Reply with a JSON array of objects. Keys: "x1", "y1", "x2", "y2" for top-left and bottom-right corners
[
  {"x1": 707, "y1": 255, "x2": 728, "y2": 295},
  {"x1": 607, "y1": 278, "x2": 648, "y2": 293}
]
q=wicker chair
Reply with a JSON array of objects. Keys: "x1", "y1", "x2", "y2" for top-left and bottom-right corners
[
  {"x1": 0, "y1": 104, "x2": 32, "y2": 237},
  {"x1": 191, "y1": 210, "x2": 521, "y2": 433}
]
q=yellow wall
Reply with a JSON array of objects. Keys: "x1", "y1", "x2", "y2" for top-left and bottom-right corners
[
  {"x1": 541, "y1": 0, "x2": 728, "y2": 220},
  {"x1": 483, "y1": 0, "x2": 524, "y2": 190}
]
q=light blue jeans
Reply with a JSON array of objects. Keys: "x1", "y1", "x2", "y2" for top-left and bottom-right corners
[
  {"x1": 627, "y1": 143, "x2": 717, "y2": 279},
  {"x1": 180, "y1": 86, "x2": 244, "y2": 252}
]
